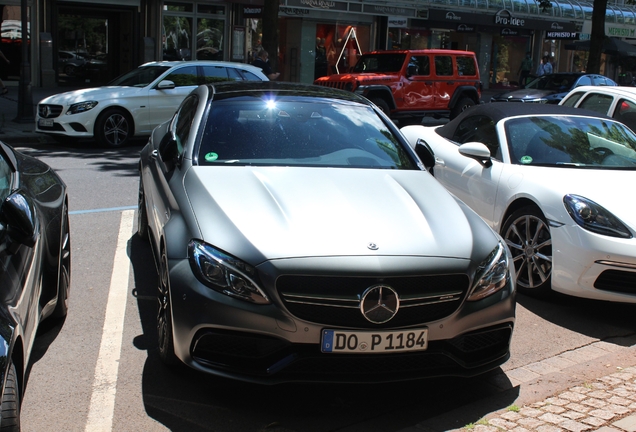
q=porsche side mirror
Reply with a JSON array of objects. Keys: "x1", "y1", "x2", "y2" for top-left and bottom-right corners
[
  {"x1": 157, "y1": 80, "x2": 176, "y2": 90},
  {"x1": 1, "y1": 191, "x2": 37, "y2": 254},
  {"x1": 459, "y1": 142, "x2": 493, "y2": 168}
]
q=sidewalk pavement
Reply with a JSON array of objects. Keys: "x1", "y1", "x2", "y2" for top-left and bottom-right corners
[{"x1": 3, "y1": 82, "x2": 636, "y2": 432}]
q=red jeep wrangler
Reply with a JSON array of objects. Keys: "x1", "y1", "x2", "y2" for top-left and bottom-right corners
[{"x1": 314, "y1": 49, "x2": 482, "y2": 123}]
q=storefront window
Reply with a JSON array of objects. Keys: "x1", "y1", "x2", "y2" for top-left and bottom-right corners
[
  {"x1": 0, "y1": 5, "x2": 27, "y2": 82},
  {"x1": 314, "y1": 24, "x2": 369, "y2": 78},
  {"x1": 388, "y1": 29, "x2": 431, "y2": 50},
  {"x1": 163, "y1": 2, "x2": 226, "y2": 61},
  {"x1": 491, "y1": 35, "x2": 532, "y2": 86}
]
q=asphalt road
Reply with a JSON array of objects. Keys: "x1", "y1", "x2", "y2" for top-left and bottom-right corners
[{"x1": 12, "y1": 139, "x2": 636, "y2": 432}]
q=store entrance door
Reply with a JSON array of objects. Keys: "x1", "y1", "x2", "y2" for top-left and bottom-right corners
[{"x1": 55, "y1": 4, "x2": 136, "y2": 86}]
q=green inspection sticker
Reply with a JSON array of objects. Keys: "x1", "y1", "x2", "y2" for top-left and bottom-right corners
[
  {"x1": 205, "y1": 152, "x2": 218, "y2": 162},
  {"x1": 520, "y1": 155, "x2": 533, "y2": 164}
]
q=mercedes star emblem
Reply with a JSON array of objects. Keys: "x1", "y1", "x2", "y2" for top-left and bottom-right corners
[{"x1": 360, "y1": 285, "x2": 399, "y2": 324}]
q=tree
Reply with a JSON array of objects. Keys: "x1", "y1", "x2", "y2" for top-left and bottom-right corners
[
  {"x1": 586, "y1": 0, "x2": 608, "y2": 73},
  {"x1": 261, "y1": 0, "x2": 279, "y2": 72}
]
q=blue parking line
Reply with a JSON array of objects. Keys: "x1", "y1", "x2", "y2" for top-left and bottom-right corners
[{"x1": 70, "y1": 205, "x2": 137, "y2": 215}]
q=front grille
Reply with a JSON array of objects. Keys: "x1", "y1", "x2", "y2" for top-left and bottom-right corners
[
  {"x1": 594, "y1": 269, "x2": 636, "y2": 294},
  {"x1": 314, "y1": 81, "x2": 353, "y2": 91},
  {"x1": 189, "y1": 324, "x2": 512, "y2": 383},
  {"x1": 278, "y1": 274, "x2": 469, "y2": 328},
  {"x1": 38, "y1": 104, "x2": 64, "y2": 118}
]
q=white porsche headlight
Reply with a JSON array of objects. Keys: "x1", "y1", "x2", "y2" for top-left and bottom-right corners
[
  {"x1": 564, "y1": 194, "x2": 632, "y2": 239},
  {"x1": 188, "y1": 240, "x2": 270, "y2": 304},
  {"x1": 467, "y1": 242, "x2": 511, "y2": 301}
]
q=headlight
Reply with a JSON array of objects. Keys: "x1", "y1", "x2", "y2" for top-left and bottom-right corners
[
  {"x1": 467, "y1": 242, "x2": 511, "y2": 301},
  {"x1": 66, "y1": 101, "x2": 98, "y2": 115},
  {"x1": 564, "y1": 194, "x2": 632, "y2": 239},
  {"x1": 187, "y1": 240, "x2": 270, "y2": 304}
]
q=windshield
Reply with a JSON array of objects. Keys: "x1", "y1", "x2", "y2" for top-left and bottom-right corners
[
  {"x1": 524, "y1": 74, "x2": 579, "y2": 91},
  {"x1": 107, "y1": 65, "x2": 171, "y2": 87},
  {"x1": 352, "y1": 54, "x2": 406, "y2": 73},
  {"x1": 505, "y1": 115, "x2": 636, "y2": 169},
  {"x1": 198, "y1": 97, "x2": 417, "y2": 169}
]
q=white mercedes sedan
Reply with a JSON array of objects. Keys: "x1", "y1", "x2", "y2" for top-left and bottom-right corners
[
  {"x1": 402, "y1": 103, "x2": 636, "y2": 303},
  {"x1": 36, "y1": 61, "x2": 268, "y2": 147}
]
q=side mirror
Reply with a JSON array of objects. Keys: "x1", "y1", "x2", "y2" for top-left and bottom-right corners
[
  {"x1": 157, "y1": 80, "x2": 176, "y2": 90},
  {"x1": 1, "y1": 191, "x2": 37, "y2": 254},
  {"x1": 415, "y1": 139, "x2": 435, "y2": 173},
  {"x1": 458, "y1": 142, "x2": 493, "y2": 167},
  {"x1": 158, "y1": 131, "x2": 180, "y2": 171}
]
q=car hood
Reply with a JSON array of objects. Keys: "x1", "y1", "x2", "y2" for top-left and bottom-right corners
[
  {"x1": 511, "y1": 166, "x2": 636, "y2": 228},
  {"x1": 494, "y1": 88, "x2": 555, "y2": 100},
  {"x1": 39, "y1": 86, "x2": 143, "y2": 105},
  {"x1": 184, "y1": 166, "x2": 496, "y2": 262}
]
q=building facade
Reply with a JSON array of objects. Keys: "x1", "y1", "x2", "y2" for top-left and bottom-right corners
[{"x1": 1, "y1": 0, "x2": 635, "y2": 89}]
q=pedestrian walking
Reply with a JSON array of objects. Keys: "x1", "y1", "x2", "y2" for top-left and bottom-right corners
[{"x1": 518, "y1": 51, "x2": 533, "y2": 85}]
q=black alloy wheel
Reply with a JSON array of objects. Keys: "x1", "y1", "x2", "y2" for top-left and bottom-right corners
[
  {"x1": 53, "y1": 202, "x2": 71, "y2": 318},
  {"x1": 502, "y1": 205, "x2": 553, "y2": 297},
  {"x1": 157, "y1": 248, "x2": 178, "y2": 365},
  {"x1": 0, "y1": 362, "x2": 20, "y2": 432},
  {"x1": 451, "y1": 97, "x2": 475, "y2": 119},
  {"x1": 137, "y1": 178, "x2": 149, "y2": 240},
  {"x1": 95, "y1": 108, "x2": 132, "y2": 148},
  {"x1": 370, "y1": 98, "x2": 391, "y2": 116}
]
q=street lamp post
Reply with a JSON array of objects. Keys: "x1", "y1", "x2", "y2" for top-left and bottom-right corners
[{"x1": 14, "y1": 0, "x2": 34, "y2": 123}]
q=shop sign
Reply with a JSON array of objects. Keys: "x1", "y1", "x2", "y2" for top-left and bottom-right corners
[
  {"x1": 388, "y1": 16, "x2": 408, "y2": 28},
  {"x1": 363, "y1": 5, "x2": 417, "y2": 17},
  {"x1": 242, "y1": 6, "x2": 262, "y2": 18},
  {"x1": 608, "y1": 27, "x2": 636, "y2": 38},
  {"x1": 280, "y1": 7, "x2": 310, "y2": 16},
  {"x1": 495, "y1": 10, "x2": 525, "y2": 27},
  {"x1": 501, "y1": 27, "x2": 520, "y2": 36},
  {"x1": 444, "y1": 12, "x2": 463, "y2": 21},
  {"x1": 286, "y1": 0, "x2": 348, "y2": 11},
  {"x1": 457, "y1": 24, "x2": 475, "y2": 33},
  {"x1": 546, "y1": 31, "x2": 579, "y2": 39}
]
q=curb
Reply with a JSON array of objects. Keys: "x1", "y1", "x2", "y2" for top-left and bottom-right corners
[{"x1": 398, "y1": 336, "x2": 636, "y2": 432}]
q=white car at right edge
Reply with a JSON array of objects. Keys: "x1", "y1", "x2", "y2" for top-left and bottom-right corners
[{"x1": 402, "y1": 102, "x2": 636, "y2": 303}]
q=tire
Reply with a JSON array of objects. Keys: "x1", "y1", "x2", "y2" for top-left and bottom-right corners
[
  {"x1": 157, "y1": 247, "x2": 179, "y2": 366},
  {"x1": 0, "y1": 362, "x2": 20, "y2": 432},
  {"x1": 370, "y1": 98, "x2": 391, "y2": 116},
  {"x1": 53, "y1": 202, "x2": 71, "y2": 318},
  {"x1": 95, "y1": 108, "x2": 132, "y2": 148},
  {"x1": 450, "y1": 97, "x2": 475, "y2": 119},
  {"x1": 137, "y1": 178, "x2": 149, "y2": 241},
  {"x1": 502, "y1": 206, "x2": 553, "y2": 297},
  {"x1": 63, "y1": 64, "x2": 76, "y2": 76}
]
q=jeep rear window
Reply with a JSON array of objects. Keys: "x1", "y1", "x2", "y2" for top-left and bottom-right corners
[
  {"x1": 352, "y1": 54, "x2": 406, "y2": 73},
  {"x1": 456, "y1": 56, "x2": 477, "y2": 76}
]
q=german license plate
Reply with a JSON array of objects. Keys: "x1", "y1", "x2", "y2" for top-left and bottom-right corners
[
  {"x1": 321, "y1": 328, "x2": 428, "y2": 354},
  {"x1": 38, "y1": 118, "x2": 54, "y2": 127}
]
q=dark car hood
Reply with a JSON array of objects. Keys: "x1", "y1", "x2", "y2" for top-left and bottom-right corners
[{"x1": 493, "y1": 88, "x2": 555, "y2": 100}]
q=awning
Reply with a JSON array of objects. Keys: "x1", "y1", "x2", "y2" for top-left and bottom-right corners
[{"x1": 565, "y1": 37, "x2": 636, "y2": 57}]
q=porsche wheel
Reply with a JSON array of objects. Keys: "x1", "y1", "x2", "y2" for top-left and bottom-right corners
[
  {"x1": 95, "y1": 108, "x2": 132, "y2": 148},
  {"x1": 157, "y1": 247, "x2": 178, "y2": 365},
  {"x1": 0, "y1": 362, "x2": 20, "y2": 432},
  {"x1": 53, "y1": 202, "x2": 71, "y2": 318},
  {"x1": 137, "y1": 178, "x2": 149, "y2": 241},
  {"x1": 502, "y1": 206, "x2": 553, "y2": 297}
]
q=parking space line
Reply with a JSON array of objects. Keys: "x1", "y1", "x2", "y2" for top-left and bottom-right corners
[{"x1": 85, "y1": 210, "x2": 135, "y2": 432}]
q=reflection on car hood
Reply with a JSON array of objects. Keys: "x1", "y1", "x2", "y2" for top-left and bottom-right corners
[
  {"x1": 494, "y1": 89, "x2": 555, "y2": 99},
  {"x1": 185, "y1": 167, "x2": 489, "y2": 261},
  {"x1": 39, "y1": 86, "x2": 144, "y2": 105}
]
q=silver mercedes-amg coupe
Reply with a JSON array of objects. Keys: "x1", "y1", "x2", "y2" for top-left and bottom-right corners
[{"x1": 138, "y1": 81, "x2": 516, "y2": 384}]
